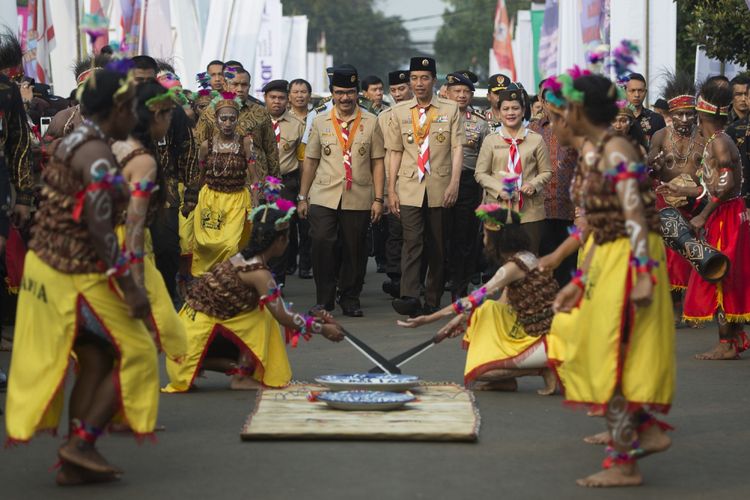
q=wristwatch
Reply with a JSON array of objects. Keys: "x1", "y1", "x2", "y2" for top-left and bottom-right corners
[{"x1": 296, "y1": 194, "x2": 308, "y2": 202}]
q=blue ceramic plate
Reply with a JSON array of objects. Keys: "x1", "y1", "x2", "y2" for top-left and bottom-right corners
[
  {"x1": 314, "y1": 373, "x2": 420, "y2": 392},
  {"x1": 316, "y1": 390, "x2": 416, "y2": 411}
]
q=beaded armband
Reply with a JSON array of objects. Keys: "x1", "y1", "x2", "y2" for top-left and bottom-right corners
[
  {"x1": 130, "y1": 179, "x2": 160, "y2": 198},
  {"x1": 258, "y1": 286, "x2": 283, "y2": 310},
  {"x1": 72, "y1": 169, "x2": 126, "y2": 222},
  {"x1": 567, "y1": 225, "x2": 583, "y2": 242},
  {"x1": 451, "y1": 287, "x2": 488, "y2": 325},
  {"x1": 105, "y1": 252, "x2": 130, "y2": 278},
  {"x1": 630, "y1": 256, "x2": 658, "y2": 284},
  {"x1": 570, "y1": 269, "x2": 586, "y2": 290},
  {"x1": 71, "y1": 418, "x2": 104, "y2": 444},
  {"x1": 603, "y1": 161, "x2": 648, "y2": 186}
]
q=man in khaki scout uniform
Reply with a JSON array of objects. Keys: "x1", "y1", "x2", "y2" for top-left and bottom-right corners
[
  {"x1": 386, "y1": 57, "x2": 465, "y2": 317},
  {"x1": 379, "y1": 70, "x2": 413, "y2": 299},
  {"x1": 444, "y1": 71, "x2": 490, "y2": 300},
  {"x1": 298, "y1": 67, "x2": 386, "y2": 317},
  {"x1": 263, "y1": 79, "x2": 306, "y2": 285}
]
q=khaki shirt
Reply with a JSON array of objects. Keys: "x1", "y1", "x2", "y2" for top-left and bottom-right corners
[
  {"x1": 273, "y1": 110, "x2": 305, "y2": 175},
  {"x1": 474, "y1": 129, "x2": 552, "y2": 223},
  {"x1": 196, "y1": 101, "x2": 280, "y2": 179},
  {"x1": 306, "y1": 107, "x2": 386, "y2": 211},
  {"x1": 461, "y1": 107, "x2": 490, "y2": 170},
  {"x1": 385, "y1": 95, "x2": 465, "y2": 208}
]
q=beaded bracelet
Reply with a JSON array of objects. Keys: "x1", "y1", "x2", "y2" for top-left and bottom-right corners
[
  {"x1": 105, "y1": 252, "x2": 130, "y2": 278},
  {"x1": 570, "y1": 269, "x2": 586, "y2": 290},
  {"x1": 567, "y1": 225, "x2": 583, "y2": 242},
  {"x1": 630, "y1": 256, "x2": 658, "y2": 274}
]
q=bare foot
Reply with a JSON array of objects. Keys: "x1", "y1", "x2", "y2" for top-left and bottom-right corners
[
  {"x1": 587, "y1": 407, "x2": 605, "y2": 417},
  {"x1": 537, "y1": 368, "x2": 557, "y2": 396},
  {"x1": 56, "y1": 462, "x2": 122, "y2": 486},
  {"x1": 58, "y1": 439, "x2": 121, "y2": 474},
  {"x1": 639, "y1": 422, "x2": 672, "y2": 457},
  {"x1": 230, "y1": 375, "x2": 262, "y2": 390},
  {"x1": 473, "y1": 379, "x2": 518, "y2": 392},
  {"x1": 583, "y1": 430, "x2": 610, "y2": 445},
  {"x1": 576, "y1": 463, "x2": 642, "y2": 488},
  {"x1": 695, "y1": 342, "x2": 738, "y2": 360}
]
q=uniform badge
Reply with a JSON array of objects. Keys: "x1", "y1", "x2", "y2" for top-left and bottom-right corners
[
  {"x1": 436, "y1": 133, "x2": 446, "y2": 143},
  {"x1": 341, "y1": 121, "x2": 348, "y2": 129},
  {"x1": 324, "y1": 145, "x2": 331, "y2": 156},
  {"x1": 406, "y1": 133, "x2": 414, "y2": 144},
  {"x1": 359, "y1": 146, "x2": 366, "y2": 156},
  {"x1": 283, "y1": 143, "x2": 291, "y2": 152},
  {"x1": 422, "y1": 59, "x2": 429, "y2": 67}
]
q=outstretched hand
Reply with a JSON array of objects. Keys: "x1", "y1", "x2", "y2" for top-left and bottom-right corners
[{"x1": 397, "y1": 315, "x2": 430, "y2": 328}]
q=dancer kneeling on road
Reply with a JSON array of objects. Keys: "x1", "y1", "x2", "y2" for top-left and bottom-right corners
[
  {"x1": 399, "y1": 203, "x2": 558, "y2": 394},
  {"x1": 163, "y1": 188, "x2": 344, "y2": 393}
]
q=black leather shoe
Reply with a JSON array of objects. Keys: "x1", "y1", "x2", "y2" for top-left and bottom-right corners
[
  {"x1": 376, "y1": 263, "x2": 387, "y2": 273},
  {"x1": 392, "y1": 297, "x2": 421, "y2": 317},
  {"x1": 286, "y1": 264, "x2": 298, "y2": 276},
  {"x1": 299, "y1": 268, "x2": 313, "y2": 279},
  {"x1": 340, "y1": 305, "x2": 364, "y2": 317},
  {"x1": 382, "y1": 279, "x2": 401, "y2": 299}
]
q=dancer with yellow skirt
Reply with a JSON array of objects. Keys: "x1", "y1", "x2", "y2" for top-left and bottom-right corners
[
  {"x1": 112, "y1": 80, "x2": 187, "y2": 365},
  {"x1": 399, "y1": 203, "x2": 558, "y2": 394},
  {"x1": 164, "y1": 191, "x2": 344, "y2": 393},
  {"x1": 544, "y1": 65, "x2": 675, "y2": 488},
  {"x1": 191, "y1": 92, "x2": 257, "y2": 276},
  {"x1": 5, "y1": 64, "x2": 158, "y2": 485}
]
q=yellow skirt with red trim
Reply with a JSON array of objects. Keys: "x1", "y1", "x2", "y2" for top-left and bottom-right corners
[
  {"x1": 546, "y1": 233, "x2": 675, "y2": 413},
  {"x1": 683, "y1": 198, "x2": 750, "y2": 322},
  {"x1": 115, "y1": 226, "x2": 187, "y2": 363},
  {"x1": 162, "y1": 304, "x2": 292, "y2": 392},
  {"x1": 5, "y1": 251, "x2": 159, "y2": 443},
  {"x1": 191, "y1": 186, "x2": 252, "y2": 276},
  {"x1": 462, "y1": 300, "x2": 547, "y2": 386}
]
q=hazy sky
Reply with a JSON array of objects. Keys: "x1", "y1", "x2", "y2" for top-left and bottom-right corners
[{"x1": 377, "y1": 0, "x2": 448, "y2": 54}]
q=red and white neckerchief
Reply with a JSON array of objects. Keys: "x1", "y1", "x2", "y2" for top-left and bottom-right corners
[
  {"x1": 272, "y1": 119, "x2": 280, "y2": 144},
  {"x1": 500, "y1": 127, "x2": 529, "y2": 209},
  {"x1": 412, "y1": 106, "x2": 434, "y2": 182},
  {"x1": 331, "y1": 108, "x2": 363, "y2": 191}
]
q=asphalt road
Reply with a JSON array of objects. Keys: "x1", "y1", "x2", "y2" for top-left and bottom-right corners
[{"x1": 1, "y1": 265, "x2": 749, "y2": 499}]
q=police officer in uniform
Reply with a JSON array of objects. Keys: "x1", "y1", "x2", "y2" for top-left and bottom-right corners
[
  {"x1": 298, "y1": 67, "x2": 386, "y2": 317},
  {"x1": 444, "y1": 71, "x2": 489, "y2": 299},
  {"x1": 484, "y1": 73, "x2": 511, "y2": 134},
  {"x1": 380, "y1": 70, "x2": 414, "y2": 298},
  {"x1": 386, "y1": 57, "x2": 465, "y2": 316},
  {"x1": 263, "y1": 79, "x2": 306, "y2": 284}
]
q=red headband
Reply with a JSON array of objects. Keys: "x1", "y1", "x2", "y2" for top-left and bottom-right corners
[
  {"x1": 696, "y1": 96, "x2": 729, "y2": 116},
  {"x1": 667, "y1": 95, "x2": 695, "y2": 111}
]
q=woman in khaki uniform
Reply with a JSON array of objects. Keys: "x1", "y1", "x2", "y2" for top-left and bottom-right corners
[{"x1": 475, "y1": 83, "x2": 552, "y2": 252}]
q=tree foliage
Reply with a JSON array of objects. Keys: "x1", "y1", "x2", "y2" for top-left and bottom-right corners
[
  {"x1": 434, "y1": 0, "x2": 531, "y2": 80},
  {"x1": 677, "y1": 0, "x2": 750, "y2": 67},
  {"x1": 282, "y1": 0, "x2": 414, "y2": 80}
]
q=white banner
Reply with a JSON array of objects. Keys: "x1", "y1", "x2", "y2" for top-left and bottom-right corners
[
  {"x1": 307, "y1": 51, "x2": 333, "y2": 95},
  {"x1": 143, "y1": 0, "x2": 172, "y2": 61},
  {"x1": 280, "y1": 15, "x2": 308, "y2": 81},
  {"x1": 694, "y1": 46, "x2": 746, "y2": 83},
  {"x1": 200, "y1": 0, "x2": 263, "y2": 72},
  {"x1": 253, "y1": 0, "x2": 283, "y2": 99},
  {"x1": 170, "y1": 0, "x2": 203, "y2": 86}
]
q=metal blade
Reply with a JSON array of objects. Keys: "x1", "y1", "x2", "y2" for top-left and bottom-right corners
[
  {"x1": 341, "y1": 328, "x2": 401, "y2": 374},
  {"x1": 368, "y1": 337, "x2": 437, "y2": 373}
]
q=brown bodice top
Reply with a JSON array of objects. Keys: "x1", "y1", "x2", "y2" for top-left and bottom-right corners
[
  {"x1": 29, "y1": 123, "x2": 127, "y2": 273},
  {"x1": 186, "y1": 260, "x2": 268, "y2": 319},
  {"x1": 203, "y1": 136, "x2": 248, "y2": 192}
]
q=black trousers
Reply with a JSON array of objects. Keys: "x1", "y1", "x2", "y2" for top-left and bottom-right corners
[
  {"x1": 539, "y1": 218, "x2": 576, "y2": 287},
  {"x1": 400, "y1": 196, "x2": 447, "y2": 307},
  {"x1": 385, "y1": 212, "x2": 403, "y2": 280},
  {"x1": 447, "y1": 169, "x2": 482, "y2": 296},
  {"x1": 280, "y1": 170, "x2": 311, "y2": 274},
  {"x1": 149, "y1": 206, "x2": 180, "y2": 300},
  {"x1": 308, "y1": 204, "x2": 370, "y2": 308}
]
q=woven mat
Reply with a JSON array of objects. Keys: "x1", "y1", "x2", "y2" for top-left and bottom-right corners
[{"x1": 240, "y1": 382, "x2": 480, "y2": 442}]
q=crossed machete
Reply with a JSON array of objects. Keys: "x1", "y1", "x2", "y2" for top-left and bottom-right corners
[{"x1": 309, "y1": 305, "x2": 439, "y2": 375}]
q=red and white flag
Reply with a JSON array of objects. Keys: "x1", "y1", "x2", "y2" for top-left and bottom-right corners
[
  {"x1": 492, "y1": 0, "x2": 516, "y2": 80},
  {"x1": 24, "y1": 0, "x2": 55, "y2": 83}
]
